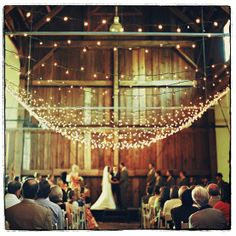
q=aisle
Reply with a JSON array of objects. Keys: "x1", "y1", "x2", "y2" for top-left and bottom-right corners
[{"x1": 97, "y1": 221, "x2": 141, "y2": 230}]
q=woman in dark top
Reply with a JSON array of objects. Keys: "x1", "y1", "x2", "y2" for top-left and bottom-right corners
[
  {"x1": 178, "y1": 171, "x2": 189, "y2": 187},
  {"x1": 154, "y1": 170, "x2": 166, "y2": 191},
  {"x1": 171, "y1": 189, "x2": 198, "y2": 230},
  {"x1": 165, "y1": 170, "x2": 176, "y2": 188}
]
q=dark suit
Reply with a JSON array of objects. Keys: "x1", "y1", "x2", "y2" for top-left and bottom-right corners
[
  {"x1": 111, "y1": 171, "x2": 121, "y2": 208},
  {"x1": 178, "y1": 177, "x2": 189, "y2": 187},
  {"x1": 120, "y1": 167, "x2": 129, "y2": 209},
  {"x1": 146, "y1": 168, "x2": 156, "y2": 193},
  {"x1": 166, "y1": 176, "x2": 176, "y2": 188},
  {"x1": 5, "y1": 199, "x2": 53, "y2": 230},
  {"x1": 171, "y1": 205, "x2": 199, "y2": 230}
]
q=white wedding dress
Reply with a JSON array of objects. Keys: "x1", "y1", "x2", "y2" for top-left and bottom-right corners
[{"x1": 91, "y1": 166, "x2": 116, "y2": 210}]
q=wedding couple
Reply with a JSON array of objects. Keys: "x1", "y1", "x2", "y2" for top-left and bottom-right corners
[{"x1": 91, "y1": 163, "x2": 129, "y2": 210}]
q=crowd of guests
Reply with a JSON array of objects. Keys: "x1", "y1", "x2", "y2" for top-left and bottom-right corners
[
  {"x1": 142, "y1": 163, "x2": 230, "y2": 230},
  {"x1": 5, "y1": 164, "x2": 99, "y2": 230}
]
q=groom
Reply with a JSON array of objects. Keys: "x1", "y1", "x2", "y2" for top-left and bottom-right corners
[
  {"x1": 111, "y1": 166, "x2": 121, "y2": 208},
  {"x1": 119, "y1": 162, "x2": 129, "y2": 210}
]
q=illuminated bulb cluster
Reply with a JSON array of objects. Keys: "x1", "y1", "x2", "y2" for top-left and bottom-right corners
[{"x1": 6, "y1": 73, "x2": 230, "y2": 149}]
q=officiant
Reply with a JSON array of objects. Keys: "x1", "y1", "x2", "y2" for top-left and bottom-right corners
[{"x1": 110, "y1": 166, "x2": 121, "y2": 208}]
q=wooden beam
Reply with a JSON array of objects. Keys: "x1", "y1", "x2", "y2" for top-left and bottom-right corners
[
  {"x1": 119, "y1": 80, "x2": 195, "y2": 87},
  {"x1": 4, "y1": 6, "x2": 15, "y2": 16},
  {"x1": 46, "y1": 6, "x2": 51, "y2": 13},
  {"x1": 175, "y1": 48, "x2": 198, "y2": 69},
  {"x1": 169, "y1": 7, "x2": 200, "y2": 32},
  {"x1": 33, "y1": 6, "x2": 64, "y2": 31},
  {"x1": 30, "y1": 48, "x2": 57, "y2": 75},
  {"x1": 92, "y1": 12, "x2": 143, "y2": 16},
  {"x1": 17, "y1": 8, "x2": 30, "y2": 30},
  {"x1": 35, "y1": 40, "x2": 195, "y2": 49},
  {"x1": 31, "y1": 79, "x2": 195, "y2": 87},
  {"x1": 31, "y1": 80, "x2": 112, "y2": 87},
  {"x1": 113, "y1": 49, "x2": 119, "y2": 164},
  {"x1": 221, "y1": 6, "x2": 230, "y2": 15}
]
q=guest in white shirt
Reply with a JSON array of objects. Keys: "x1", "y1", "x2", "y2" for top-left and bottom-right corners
[
  {"x1": 5, "y1": 181, "x2": 21, "y2": 209},
  {"x1": 163, "y1": 185, "x2": 181, "y2": 218}
]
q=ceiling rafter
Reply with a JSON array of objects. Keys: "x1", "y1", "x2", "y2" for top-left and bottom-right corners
[
  {"x1": 17, "y1": 8, "x2": 30, "y2": 30},
  {"x1": 25, "y1": 47, "x2": 58, "y2": 77},
  {"x1": 4, "y1": 6, "x2": 15, "y2": 16},
  {"x1": 169, "y1": 7, "x2": 201, "y2": 32},
  {"x1": 33, "y1": 6, "x2": 64, "y2": 31}
]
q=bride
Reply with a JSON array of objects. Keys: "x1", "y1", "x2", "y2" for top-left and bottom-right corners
[{"x1": 91, "y1": 166, "x2": 116, "y2": 210}]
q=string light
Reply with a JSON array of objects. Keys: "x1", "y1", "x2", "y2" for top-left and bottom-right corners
[
  {"x1": 41, "y1": 63, "x2": 45, "y2": 67},
  {"x1": 10, "y1": 34, "x2": 14, "y2": 38},
  {"x1": 113, "y1": 47, "x2": 117, "y2": 51},
  {"x1": 213, "y1": 21, "x2": 218, "y2": 27},
  {"x1": 83, "y1": 47, "x2": 87, "y2": 52},
  {"x1": 54, "y1": 43, "x2": 58, "y2": 47},
  {"x1": 196, "y1": 18, "x2": 200, "y2": 24},
  {"x1": 40, "y1": 41, "x2": 43, "y2": 45},
  {"x1": 84, "y1": 21, "x2": 88, "y2": 26},
  {"x1": 102, "y1": 19, "x2": 107, "y2": 24},
  {"x1": 138, "y1": 28, "x2": 142, "y2": 32},
  {"x1": 6, "y1": 79, "x2": 229, "y2": 150},
  {"x1": 80, "y1": 67, "x2": 84, "y2": 71},
  {"x1": 24, "y1": 33, "x2": 28, "y2": 37},
  {"x1": 145, "y1": 49, "x2": 149, "y2": 53},
  {"x1": 129, "y1": 48, "x2": 132, "y2": 51},
  {"x1": 192, "y1": 44, "x2": 196, "y2": 48},
  {"x1": 158, "y1": 24, "x2": 163, "y2": 30},
  {"x1": 67, "y1": 40, "x2": 71, "y2": 44},
  {"x1": 46, "y1": 17, "x2": 51, "y2": 22},
  {"x1": 26, "y1": 12, "x2": 31, "y2": 18},
  {"x1": 63, "y1": 16, "x2": 69, "y2": 21},
  {"x1": 176, "y1": 44, "x2": 180, "y2": 49},
  {"x1": 54, "y1": 62, "x2": 58, "y2": 66},
  {"x1": 66, "y1": 70, "x2": 69, "y2": 74},
  {"x1": 97, "y1": 41, "x2": 101, "y2": 46},
  {"x1": 177, "y1": 27, "x2": 181, "y2": 33}
]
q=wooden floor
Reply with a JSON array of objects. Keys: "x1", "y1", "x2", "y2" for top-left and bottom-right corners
[{"x1": 97, "y1": 221, "x2": 141, "y2": 230}]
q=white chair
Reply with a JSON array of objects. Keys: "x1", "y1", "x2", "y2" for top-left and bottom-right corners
[{"x1": 141, "y1": 203, "x2": 151, "y2": 229}]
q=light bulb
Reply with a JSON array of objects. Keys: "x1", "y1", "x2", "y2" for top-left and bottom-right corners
[
  {"x1": 84, "y1": 21, "x2": 88, "y2": 26},
  {"x1": 102, "y1": 19, "x2": 107, "y2": 24},
  {"x1": 46, "y1": 17, "x2": 51, "y2": 22},
  {"x1": 138, "y1": 28, "x2": 142, "y2": 32},
  {"x1": 64, "y1": 16, "x2": 68, "y2": 21},
  {"x1": 67, "y1": 40, "x2": 71, "y2": 44},
  {"x1": 158, "y1": 24, "x2": 163, "y2": 30},
  {"x1": 177, "y1": 27, "x2": 181, "y2": 33},
  {"x1": 196, "y1": 18, "x2": 200, "y2": 24},
  {"x1": 26, "y1": 12, "x2": 31, "y2": 18},
  {"x1": 213, "y1": 21, "x2": 218, "y2": 27}
]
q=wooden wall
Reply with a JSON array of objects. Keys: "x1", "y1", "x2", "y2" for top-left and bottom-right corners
[{"x1": 5, "y1": 46, "x2": 217, "y2": 207}]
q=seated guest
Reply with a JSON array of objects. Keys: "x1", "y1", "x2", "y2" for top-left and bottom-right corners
[
  {"x1": 5, "y1": 178, "x2": 53, "y2": 230},
  {"x1": 36, "y1": 179, "x2": 64, "y2": 229},
  {"x1": 154, "y1": 186, "x2": 170, "y2": 213},
  {"x1": 171, "y1": 189, "x2": 198, "y2": 230},
  {"x1": 189, "y1": 186, "x2": 227, "y2": 229},
  {"x1": 5, "y1": 181, "x2": 21, "y2": 209},
  {"x1": 13, "y1": 176, "x2": 20, "y2": 182},
  {"x1": 163, "y1": 186, "x2": 181, "y2": 218},
  {"x1": 165, "y1": 170, "x2": 176, "y2": 188},
  {"x1": 207, "y1": 183, "x2": 221, "y2": 207},
  {"x1": 148, "y1": 186, "x2": 160, "y2": 208},
  {"x1": 189, "y1": 176, "x2": 197, "y2": 186},
  {"x1": 178, "y1": 171, "x2": 189, "y2": 187},
  {"x1": 200, "y1": 176, "x2": 209, "y2": 187},
  {"x1": 67, "y1": 190, "x2": 99, "y2": 229},
  {"x1": 154, "y1": 170, "x2": 165, "y2": 191},
  {"x1": 214, "y1": 184, "x2": 230, "y2": 226},
  {"x1": 49, "y1": 185, "x2": 66, "y2": 211},
  {"x1": 47, "y1": 174, "x2": 55, "y2": 186},
  {"x1": 142, "y1": 187, "x2": 153, "y2": 204}
]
